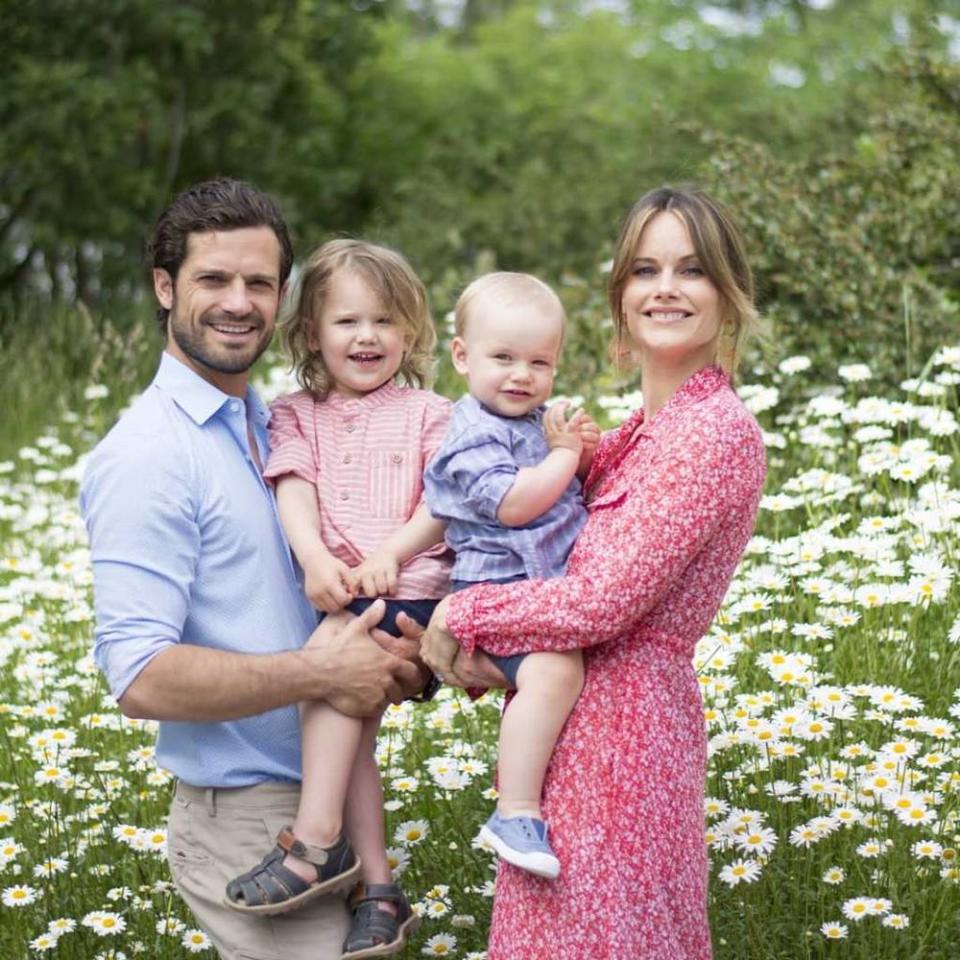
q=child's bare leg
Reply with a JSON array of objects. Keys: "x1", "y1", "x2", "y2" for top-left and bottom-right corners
[
  {"x1": 344, "y1": 716, "x2": 397, "y2": 915},
  {"x1": 496, "y1": 649, "x2": 584, "y2": 820},
  {"x1": 284, "y1": 612, "x2": 363, "y2": 884}
]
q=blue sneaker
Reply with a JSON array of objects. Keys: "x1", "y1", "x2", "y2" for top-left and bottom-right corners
[{"x1": 478, "y1": 811, "x2": 561, "y2": 879}]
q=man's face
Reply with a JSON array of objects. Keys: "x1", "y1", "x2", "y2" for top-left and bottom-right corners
[{"x1": 154, "y1": 227, "x2": 284, "y2": 396}]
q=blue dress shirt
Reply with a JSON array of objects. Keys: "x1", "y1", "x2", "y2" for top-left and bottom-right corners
[
  {"x1": 80, "y1": 353, "x2": 317, "y2": 787},
  {"x1": 423, "y1": 395, "x2": 587, "y2": 583}
]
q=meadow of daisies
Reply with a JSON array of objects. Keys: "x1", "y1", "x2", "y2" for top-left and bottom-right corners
[{"x1": 1, "y1": 347, "x2": 959, "y2": 959}]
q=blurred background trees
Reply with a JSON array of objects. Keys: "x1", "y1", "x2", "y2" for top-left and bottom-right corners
[{"x1": 2, "y1": 0, "x2": 957, "y2": 372}]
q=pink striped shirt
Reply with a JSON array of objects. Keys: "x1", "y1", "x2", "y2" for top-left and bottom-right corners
[{"x1": 264, "y1": 382, "x2": 454, "y2": 600}]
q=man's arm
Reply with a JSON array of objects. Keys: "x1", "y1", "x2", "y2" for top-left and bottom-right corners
[{"x1": 119, "y1": 602, "x2": 420, "y2": 721}]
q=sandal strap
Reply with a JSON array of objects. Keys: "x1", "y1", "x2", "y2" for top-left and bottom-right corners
[
  {"x1": 343, "y1": 885, "x2": 414, "y2": 953},
  {"x1": 350, "y1": 882, "x2": 405, "y2": 906},
  {"x1": 276, "y1": 826, "x2": 344, "y2": 866},
  {"x1": 233, "y1": 847, "x2": 310, "y2": 906}
]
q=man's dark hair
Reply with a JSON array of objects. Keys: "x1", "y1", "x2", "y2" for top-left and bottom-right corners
[{"x1": 148, "y1": 178, "x2": 295, "y2": 331}]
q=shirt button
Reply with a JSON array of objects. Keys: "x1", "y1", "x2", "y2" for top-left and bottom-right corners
[
  {"x1": 339, "y1": 490, "x2": 350, "y2": 501},
  {"x1": 345, "y1": 423, "x2": 356, "y2": 434},
  {"x1": 343, "y1": 454, "x2": 352, "y2": 464},
  {"x1": 391, "y1": 453, "x2": 403, "y2": 464}
]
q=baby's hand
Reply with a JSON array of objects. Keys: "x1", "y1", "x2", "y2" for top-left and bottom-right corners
[
  {"x1": 574, "y1": 411, "x2": 601, "y2": 476},
  {"x1": 304, "y1": 554, "x2": 355, "y2": 613},
  {"x1": 543, "y1": 401, "x2": 584, "y2": 456},
  {"x1": 349, "y1": 549, "x2": 401, "y2": 599}
]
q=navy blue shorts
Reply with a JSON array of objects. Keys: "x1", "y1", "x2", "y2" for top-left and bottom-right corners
[
  {"x1": 337, "y1": 597, "x2": 441, "y2": 637},
  {"x1": 451, "y1": 575, "x2": 527, "y2": 688},
  {"x1": 319, "y1": 598, "x2": 440, "y2": 639}
]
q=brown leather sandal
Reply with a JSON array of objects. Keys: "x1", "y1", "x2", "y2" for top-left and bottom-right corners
[
  {"x1": 341, "y1": 882, "x2": 421, "y2": 958},
  {"x1": 223, "y1": 827, "x2": 362, "y2": 916}
]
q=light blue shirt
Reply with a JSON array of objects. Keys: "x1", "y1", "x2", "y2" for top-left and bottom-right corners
[
  {"x1": 80, "y1": 352, "x2": 317, "y2": 787},
  {"x1": 423, "y1": 395, "x2": 587, "y2": 582}
]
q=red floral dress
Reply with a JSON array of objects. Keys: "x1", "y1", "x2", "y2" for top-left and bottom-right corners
[{"x1": 447, "y1": 366, "x2": 767, "y2": 960}]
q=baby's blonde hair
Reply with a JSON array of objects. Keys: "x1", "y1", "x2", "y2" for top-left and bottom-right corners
[
  {"x1": 282, "y1": 239, "x2": 436, "y2": 398},
  {"x1": 454, "y1": 271, "x2": 566, "y2": 342}
]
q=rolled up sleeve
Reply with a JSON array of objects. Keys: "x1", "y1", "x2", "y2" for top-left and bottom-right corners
[
  {"x1": 80, "y1": 436, "x2": 199, "y2": 700},
  {"x1": 448, "y1": 439, "x2": 519, "y2": 523},
  {"x1": 264, "y1": 393, "x2": 318, "y2": 485}
]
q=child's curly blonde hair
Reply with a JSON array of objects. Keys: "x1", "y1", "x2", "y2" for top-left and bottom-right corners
[{"x1": 281, "y1": 239, "x2": 436, "y2": 398}]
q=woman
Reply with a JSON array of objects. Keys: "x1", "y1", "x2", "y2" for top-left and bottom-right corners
[{"x1": 422, "y1": 186, "x2": 767, "y2": 959}]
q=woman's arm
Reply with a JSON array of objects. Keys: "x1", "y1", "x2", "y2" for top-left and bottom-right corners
[{"x1": 445, "y1": 415, "x2": 766, "y2": 659}]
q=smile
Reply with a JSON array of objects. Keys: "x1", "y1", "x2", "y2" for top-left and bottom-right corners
[
  {"x1": 210, "y1": 323, "x2": 257, "y2": 335},
  {"x1": 349, "y1": 353, "x2": 383, "y2": 363},
  {"x1": 645, "y1": 310, "x2": 692, "y2": 322}
]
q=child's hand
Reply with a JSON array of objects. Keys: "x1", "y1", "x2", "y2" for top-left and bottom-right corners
[
  {"x1": 304, "y1": 554, "x2": 355, "y2": 613},
  {"x1": 543, "y1": 401, "x2": 584, "y2": 456},
  {"x1": 571, "y1": 410, "x2": 601, "y2": 477},
  {"x1": 349, "y1": 549, "x2": 401, "y2": 599}
]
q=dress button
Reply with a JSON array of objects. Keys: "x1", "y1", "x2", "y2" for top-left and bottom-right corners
[
  {"x1": 339, "y1": 490, "x2": 350, "y2": 501},
  {"x1": 343, "y1": 454, "x2": 352, "y2": 464},
  {"x1": 345, "y1": 423, "x2": 356, "y2": 434},
  {"x1": 391, "y1": 453, "x2": 403, "y2": 464}
]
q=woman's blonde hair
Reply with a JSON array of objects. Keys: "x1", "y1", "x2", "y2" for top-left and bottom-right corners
[
  {"x1": 608, "y1": 186, "x2": 759, "y2": 375},
  {"x1": 282, "y1": 239, "x2": 436, "y2": 397}
]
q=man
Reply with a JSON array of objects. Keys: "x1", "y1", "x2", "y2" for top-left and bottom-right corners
[{"x1": 81, "y1": 179, "x2": 422, "y2": 959}]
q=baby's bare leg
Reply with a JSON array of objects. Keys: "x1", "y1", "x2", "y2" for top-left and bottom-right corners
[{"x1": 496, "y1": 649, "x2": 584, "y2": 819}]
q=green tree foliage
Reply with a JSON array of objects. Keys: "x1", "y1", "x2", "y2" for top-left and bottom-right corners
[
  {"x1": 701, "y1": 49, "x2": 960, "y2": 373},
  {"x1": 0, "y1": 0, "x2": 381, "y2": 311},
  {"x1": 2, "y1": 0, "x2": 956, "y2": 381},
  {"x1": 350, "y1": 0, "x2": 931, "y2": 283}
]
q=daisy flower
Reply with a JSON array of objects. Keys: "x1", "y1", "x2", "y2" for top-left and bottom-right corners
[
  {"x1": 718, "y1": 858, "x2": 762, "y2": 886},
  {"x1": 820, "y1": 921, "x2": 848, "y2": 939}
]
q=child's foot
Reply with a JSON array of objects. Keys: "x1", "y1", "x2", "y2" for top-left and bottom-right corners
[
  {"x1": 479, "y1": 811, "x2": 560, "y2": 879},
  {"x1": 224, "y1": 827, "x2": 362, "y2": 915},
  {"x1": 341, "y1": 883, "x2": 421, "y2": 959}
]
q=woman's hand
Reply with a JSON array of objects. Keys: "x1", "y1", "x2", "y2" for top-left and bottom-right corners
[
  {"x1": 420, "y1": 595, "x2": 461, "y2": 677},
  {"x1": 399, "y1": 605, "x2": 510, "y2": 691},
  {"x1": 450, "y1": 649, "x2": 511, "y2": 690}
]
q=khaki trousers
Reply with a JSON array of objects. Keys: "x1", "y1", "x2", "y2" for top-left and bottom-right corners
[{"x1": 167, "y1": 780, "x2": 349, "y2": 960}]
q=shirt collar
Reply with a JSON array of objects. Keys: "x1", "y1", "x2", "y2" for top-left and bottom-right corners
[
  {"x1": 466, "y1": 394, "x2": 544, "y2": 425},
  {"x1": 322, "y1": 379, "x2": 405, "y2": 414},
  {"x1": 629, "y1": 364, "x2": 729, "y2": 439},
  {"x1": 154, "y1": 351, "x2": 267, "y2": 426}
]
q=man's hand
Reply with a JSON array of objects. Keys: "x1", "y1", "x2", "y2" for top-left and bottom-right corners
[
  {"x1": 348, "y1": 549, "x2": 400, "y2": 599},
  {"x1": 302, "y1": 601, "x2": 419, "y2": 716},
  {"x1": 304, "y1": 553, "x2": 355, "y2": 613},
  {"x1": 543, "y1": 401, "x2": 584, "y2": 456}
]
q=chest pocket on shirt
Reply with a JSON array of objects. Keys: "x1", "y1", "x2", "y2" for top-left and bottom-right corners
[
  {"x1": 369, "y1": 450, "x2": 420, "y2": 519},
  {"x1": 587, "y1": 486, "x2": 629, "y2": 512}
]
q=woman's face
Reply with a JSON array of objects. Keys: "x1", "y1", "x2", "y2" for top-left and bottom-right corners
[{"x1": 620, "y1": 211, "x2": 722, "y2": 371}]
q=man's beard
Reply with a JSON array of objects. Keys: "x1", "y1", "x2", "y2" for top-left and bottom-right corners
[{"x1": 169, "y1": 307, "x2": 272, "y2": 375}]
